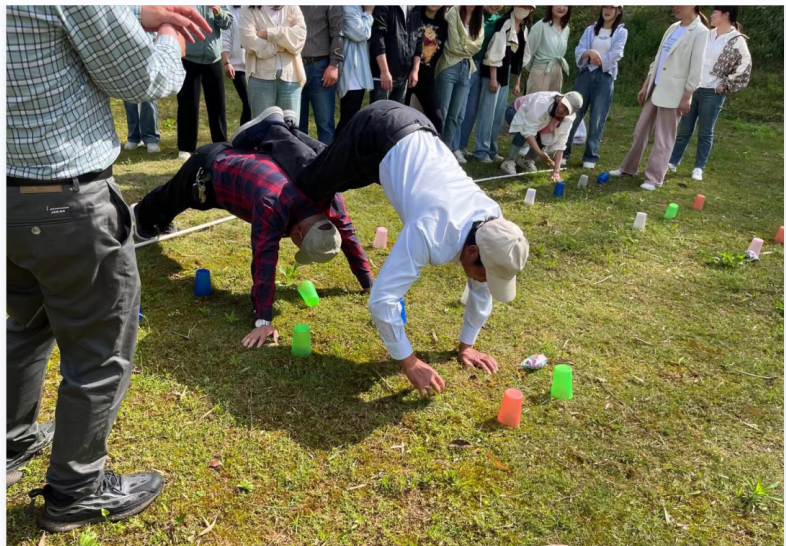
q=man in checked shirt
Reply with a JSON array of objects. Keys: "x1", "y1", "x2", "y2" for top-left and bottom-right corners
[{"x1": 132, "y1": 133, "x2": 373, "y2": 349}]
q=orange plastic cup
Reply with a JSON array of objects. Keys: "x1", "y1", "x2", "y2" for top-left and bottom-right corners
[
  {"x1": 497, "y1": 388, "x2": 523, "y2": 428},
  {"x1": 691, "y1": 194, "x2": 705, "y2": 211},
  {"x1": 775, "y1": 226, "x2": 784, "y2": 244}
]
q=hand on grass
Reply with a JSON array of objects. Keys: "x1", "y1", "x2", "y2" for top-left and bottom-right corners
[
  {"x1": 551, "y1": 171, "x2": 562, "y2": 182},
  {"x1": 401, "y1": 355, "x2": 445, "y2": 396},
  {"x1": 458, "y1": 344, "x2": 499, "y2": 374},
  {"x1": 243, "y1": 324, "x2": 279, "y2": 348}
]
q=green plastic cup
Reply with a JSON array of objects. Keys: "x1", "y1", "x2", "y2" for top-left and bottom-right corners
[
  {"x1": 664, "y1": 203, "x2": 679, "y2": 220},
  {"x1": 297, "y1": 280, "x2": 319, "y2": 307},
  {"x1": 551, "y1": 364, "x2": 574, "y2": 400},
  {"x1": 291, "y1": 324, "x2": 311, "y2": 357}
]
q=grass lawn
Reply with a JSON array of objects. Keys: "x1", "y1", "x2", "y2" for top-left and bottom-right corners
[{"x1": 7, "y1": 84, "x2": 784, "y2": 546}]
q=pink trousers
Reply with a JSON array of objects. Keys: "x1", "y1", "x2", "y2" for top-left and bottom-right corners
[{"x1": 620, "y1": 98, "x2": 680, "y2": 187}]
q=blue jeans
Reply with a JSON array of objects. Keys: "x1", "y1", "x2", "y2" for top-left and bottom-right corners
[
  {"x1": 247, "y1": 72, "x2": 302, "y2": 119},
  {"x1": 669, "y1": 87, "x2": 726, "y2": 170},
  {"x1": 459, "y1": 59, "x2": 483, "y2": 151},
  {"x1": 371, "y1": 79, "x2": 408, "y2": 104},
  {"x1": 473, "y1": 80, "x2": 508, "y2": 160},
  {"x1": 299, "y1": 58, "x2": 336, "y2": 144},
  {"x1": 505, "y1": 105, "x2": 526, "y2": 150},
  {"x1": 436, "y1": 59, "x2": 471, "y2": 151},
  {"x1": 123, "y1": 101, "x2": 160, "y2": 144},
  {"x1": 566, "y1": 69, "x2": 614, "y2": 163}
]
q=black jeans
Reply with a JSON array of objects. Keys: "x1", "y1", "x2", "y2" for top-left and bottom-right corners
[
  {"x1": 231, "y1": 70, "x2": 252, "y2": 126},
  {"x1": 177, "y1": 59, "x2": 228, "y2": 153},
  {"x1": 406, "y1": 78, "x2": 443, "y2": 136},
  {"x1": 136, "y1": 144, "x2": 226, "y2": 232},
  {"x1": 336, "y1": 89, "x2": 366, "y2": 135},
  {"x1": 371, "y1": 79, "x2": 408, "y2": 104}
]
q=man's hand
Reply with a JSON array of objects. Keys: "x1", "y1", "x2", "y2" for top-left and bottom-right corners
[
  {"x1": 242, "y1": 324, "x2": 279, "y2": 348},
  {"x1": 140, "y1": 5, "x2": 212, "y2": 44},
  {"x1": 322, "y1": 65, "x2": 339, "y2": 87},
  {"x1": 458, "y1": 344, "x2": 499, "y2": 374},
  {"x1": 540, "y1": 151, "x2": 555, "y2": 168},
  {"x1": 380, "y1": 70, "x2": 393, "y2": 92},
  {"x1": 677, "y1": 96, "x2": 691, "y2": 116},
  {"x1": 157, "y1": 24, "x2": 187, "y2": 56},
  {"x1": 401, "y1": 354, "x2": 445, "y2": 396},
  {"x1": 223, "y1": 62, "x2": 235, "y2": 79},
  {"x1": 208, "y1": 5, "x2": 221, "y2": 16},
  {"x1": 408, "y1": 66, "x2": 419, "y2": 88}
]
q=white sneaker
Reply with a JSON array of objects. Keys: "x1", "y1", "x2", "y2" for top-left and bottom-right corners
[
  {"x1": 583, "y1": 161, "x2": 596, "y2": 169},
  {"x1": 691, "y1": 168, "x2": 703, "y2": 181},
  {"x1": 124, "y1": 142, "x2": 139, "y2": 150},
  {"x1": 517, "y1": 158, "x2": 537, "y2": 172},
  {"x1": 640, "y1": 182, "x2": 657, "y2": 191},
  {"x1": 453, "y1": 150, "x2": 467, "y2": 164},
  {"x1": 178, "y1": 151, "x2": 191, "y2": 162},
  {"x1": 667, "y1": 163, "x2": 677, "y2": 173},
  {"x1": 146, "y1": 143, "x2": 161, "y2": 153},
  {"x1": 500, "y1": 159, "x2": 517, "y2": 175},
  {"x1": 478, "y1": 156, "x2": 494, "y2": 165},
  {"x1": 492, "y1": 154, "x2": 505, "y2": 163},
  {"x1": 609, "y1": 169, "x2": 627, "y2": 177},
  {"x1": 282, "y1": 109, "x2": 299, "y2": 129}
]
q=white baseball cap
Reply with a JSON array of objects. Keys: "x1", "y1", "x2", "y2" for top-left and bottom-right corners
[
  {"x1": 560, "y1": 91, "x2": 584, "y2": 116},
  {"x1": 475, "y1": 218, "x2": 529, "y2": 303},
  {"x1": 294, "y1": 219, "x2": 341, "y2": 264}
]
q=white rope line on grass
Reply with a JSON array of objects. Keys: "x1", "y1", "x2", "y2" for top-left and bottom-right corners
[{"x1": 132, "y1": 168, "x2": 560, "y2": 249}]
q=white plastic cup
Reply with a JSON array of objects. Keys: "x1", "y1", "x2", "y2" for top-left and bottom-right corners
[
  {"x1": 373, "y1": 227, "x2": 388, "y2": 249},
  {"x1": 633, "y1": 212, "x2": 647, "y2": 231},
  {"x1": 578, "y1": 174, "x2": 588, "y2": 188},
  {"x1": 460, "y1": 284, "x2": 469, "y2": 305},
  {"x1": 524, "y1": 188, "x2": 536, "y2": 206},
  {"x1": 747, "y1": 237, "x2": 764, "y2": 255}
]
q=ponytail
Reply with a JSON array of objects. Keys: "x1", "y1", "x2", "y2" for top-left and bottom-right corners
[
  {"x1": 714, "y1": 6, "x2": 742, "y2": 32},
  {"x1": 695, "y1": 6, "x2": 709, "y2": 28}
]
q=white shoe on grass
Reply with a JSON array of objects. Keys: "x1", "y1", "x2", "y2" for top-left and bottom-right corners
[
  {"x1": 583, "y1": 161, "x2": 596, "y2": 169},
  {"x1": 692, "y1": 168, "x2": 703, "y2": 181},
  {"x1": 668, "y1": 163, "x2": 677, "y2": 173},
  {"x1": 147, "y1": 143, "x2": 161, "y2": 153},
  {"x1": 478, "y1": 156, "x2": 494, "y2": 165},
  {"x1": 178, "y1": 151, "x2": 191, "y2": 162},
  {"x1": 124, "y1": 142, "x2": 139, "y2": 150},
  {"x1": 500, "y1": 159, "x2": 517, "y2": 175},
  {"x1": 453, "y1": 150, "x2": 467, "y2": 164},
  {"x1": 640, "y1": 182, "x2": 657, "y2": 191},
  {"x1": 492, "y1": 154, "x2": 505, "y2": 163},
  {"x1": 517, "y1": 158, "x2": 537, "y2": 172},
  {"x1": 609, "y1": 169, "x2": 627, "y2": 177}
]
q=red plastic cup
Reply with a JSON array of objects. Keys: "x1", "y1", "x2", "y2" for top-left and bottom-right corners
[
  {"x1": 775, "y1": 226, "x2": 784, "y2": 244},
  {"x1": 497, "y1": 389, "x2": 523, "y2": 428},
  {"x1": 691, "y1": 194, "x2": 705, "y2": 211}
]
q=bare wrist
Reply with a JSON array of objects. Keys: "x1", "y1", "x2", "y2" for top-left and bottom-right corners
[{"x1": 399, "y1": 353, "x2": 417, "y2": 369}]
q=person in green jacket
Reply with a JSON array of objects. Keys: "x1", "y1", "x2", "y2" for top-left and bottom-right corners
[{"x1": 177, "y1": 5, "x2": 233, "y2": 162}]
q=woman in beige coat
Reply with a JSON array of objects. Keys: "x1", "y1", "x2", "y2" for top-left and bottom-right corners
[
  {"x1": 239, "y1": 6, "x2": 306, "y2": 119},
  {"x1": 610, "y1": 6, "x2": 709, "y2": 190}
]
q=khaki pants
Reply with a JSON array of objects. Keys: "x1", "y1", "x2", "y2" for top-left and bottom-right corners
[
  {"x1": 620, "y1": 98, "x2": 680, "y2": 187},
  {"x1": 526, "y1": 64, "x2": 564, "y2": 93}
]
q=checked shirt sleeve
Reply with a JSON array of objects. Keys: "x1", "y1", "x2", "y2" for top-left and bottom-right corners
[
  {"x1": 58, "y1": 5, "x2": 185, "y2": 103},
  {"x1": 327, "y1": 194, "x2": 373, "y2": 290},
  {"x1": 250, "y1": 201, "x2": 288, "y2": 321}
]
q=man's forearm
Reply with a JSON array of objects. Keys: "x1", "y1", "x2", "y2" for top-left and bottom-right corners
[{"x1": 376, "y1": 53, "x2": 390, "y2": 73}]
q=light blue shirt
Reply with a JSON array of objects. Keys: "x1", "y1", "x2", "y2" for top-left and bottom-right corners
[
  {"x1": 337, "y1": 6, "x2": 374, "y2": 99},
  {"x1": 6, "y1": 6, "x2": 185, "y2": 179},
  {"x1": 574, "y1": 23, "x2": 628, "y2": 81}
]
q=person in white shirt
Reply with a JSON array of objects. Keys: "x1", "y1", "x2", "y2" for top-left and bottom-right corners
[
  {"x1": 231, "y1": 100, "x2": 530, "y2": 396},
  {"x1": 668, "y1": 6, "x2": 751, "y2": 181},
  {"x1": 221, "y1": 5, "x2": 252, "y2": 126}
]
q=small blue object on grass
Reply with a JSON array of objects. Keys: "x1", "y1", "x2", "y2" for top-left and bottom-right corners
[
  {"x1": 138, "y1": 306, "x2": 144, "y2": 322},
  {"x1": 399, "y1": 298, "x2": 407, "y2": 324},
  {"x1": 597, "y1": 172, "x2": 610, "y2": 184},
  {"x1": 194, "y1": 268, "x2": 212, "y2": 297},
  {"x1": 552, "y1": 182, "x2": 565, "y2": 197}
]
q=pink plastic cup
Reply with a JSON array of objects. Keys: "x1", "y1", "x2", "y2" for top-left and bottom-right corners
[{"x1": 373, "y1": 227, "x2": 388, "y2": 249}]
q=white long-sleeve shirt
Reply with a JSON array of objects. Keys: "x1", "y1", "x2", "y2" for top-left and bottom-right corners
[
  {"x1": 221, "y1": 6, "x2": 245, "y2": 72},
  {"x1": 369, "y1": 130, "x2": 502, "y2": 360}
]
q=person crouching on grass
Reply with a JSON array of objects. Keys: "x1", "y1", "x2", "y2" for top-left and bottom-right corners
[
  {"x1": 230, "y1": 101, "x2": 529, "y2": 396},
  {"x1": 131, "y1": 138, "x2": 373, "y2": 348},
  {"x1": 500, "y1": 90, "x2": 583, "y2": 182}
]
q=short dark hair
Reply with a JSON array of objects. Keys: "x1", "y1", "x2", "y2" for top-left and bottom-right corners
[
  {"x1": 464, "y1": 218, "x2": 499, "y2": 267},
  {"x1": 542, "y1": 6, "x2": 572, "y2": 27},
  {"x1": 714, "y1": 6, "x2": 742, "y2": 32},
  {"x1": 594, "y1": 6, "x2": 624, "y2": 36}
]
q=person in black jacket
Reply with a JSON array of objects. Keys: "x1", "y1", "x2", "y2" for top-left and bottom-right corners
[
  {"x1": 406, "y1": 6, "x2": 448, "y2": 135},
  {"x1": 370, "y1": 6, "x2": 423, "y2": 104},
  {"x1": 472, "y1": 6, "x2": 532, "y2": 163}
]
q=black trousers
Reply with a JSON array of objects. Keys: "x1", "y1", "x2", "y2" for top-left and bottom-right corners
[
  {"x1": 406, "y1": 79, "x2": 443, "y2": 136},
  {"x1": 336, "y1": 89, "x2": 366, "y2": 135},
  {"x1": 232, "y1": 70, "x2": 252, "y2": 126},
  {"x1": 177, "y1": 59, "x2": 228, "y2": 153},
  {"x1": 136, "y1": 144, "x2": 227, "y2": 232}
]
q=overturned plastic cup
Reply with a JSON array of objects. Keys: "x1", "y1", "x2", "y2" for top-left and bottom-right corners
[
  {"x1": 291, "y1": 324, "x2": 311, "y2": 357},
  {"x1": 194, "y1": 269, "x2": 212, "y2": 297},
  {"x1": 551, "y1": 364, "x2": 574, "y2": 400},
  {"x1": 497, "y1": 388, "x2": 523, "y2": 428},
  {"x1": 297, "y1": 280, "x2": 319, "y2": 307}
]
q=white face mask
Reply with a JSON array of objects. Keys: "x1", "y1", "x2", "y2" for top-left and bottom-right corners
[{"x1": 513, "y1": 7, "x2": 531, "y2": 19}]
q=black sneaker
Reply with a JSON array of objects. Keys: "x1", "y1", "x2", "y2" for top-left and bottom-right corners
[
  {"x1": 230, "y1": 106, "x2": 285, "y2": 149},
  {"x1": 29, "y1": 470, "x2": 163, "y2": 533},
  {"x1": 6, "y1": 422, "x2": 55, "y2": 488},
  {"x1": 131, "y1": 204, "x2": 177, "y2": 241}
]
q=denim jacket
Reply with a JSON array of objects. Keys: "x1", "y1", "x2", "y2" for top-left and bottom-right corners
[
  {"x1": 574, "y1": 23, "x2": 628, "y2": 81},
  {"x1": 338, "y1": 6, "x2": 374, "y2": 98}
]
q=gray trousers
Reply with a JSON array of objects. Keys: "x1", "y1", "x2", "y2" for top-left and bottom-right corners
[{"x1": 6, "y1": 178, "x2": 140, "y2": 498}]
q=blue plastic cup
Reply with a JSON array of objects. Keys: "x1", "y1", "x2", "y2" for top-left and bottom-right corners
[
  {"x1": 399, "y1": 298, "x2": 407, "y2": 324},
  {"x1": 553, "y1": 182, "x2": 565, "y2": 197},
  {"x1": 194, "y1": 269, "x2": 212, "y2": 297},
  {"x1": 597, "y1": 172, "x2": 610, "y2": 184}
]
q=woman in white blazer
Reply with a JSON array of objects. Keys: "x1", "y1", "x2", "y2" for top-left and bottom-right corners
[{"x1": 610, "y1": 6, "x2": 709, "y2": 190}]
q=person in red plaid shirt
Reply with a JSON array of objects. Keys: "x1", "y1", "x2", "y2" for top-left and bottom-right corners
[{"x1": 132, "y1": 141, "x2": 372, "y2": 347}]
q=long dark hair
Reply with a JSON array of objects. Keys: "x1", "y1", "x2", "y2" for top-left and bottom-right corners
[
  {"x1": 514, "y1": 7, "x2": 534, "y2": 29},
  {"x1": 714, "y1": 6, "x2": 743, "y2": 33},
  {"x1": 460, "y1": 6, "x2": 483, "y2": 39},
  {"x1": 594, "y1": 6, "x2": 623, "y2": 36},
  {"x1": 694, "y1": 6, "x2": 710, "y2": 28},
  {"x1": 542, "y1": 6, "x2": 572, "y2": 28}
]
